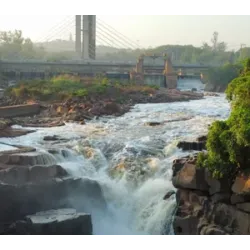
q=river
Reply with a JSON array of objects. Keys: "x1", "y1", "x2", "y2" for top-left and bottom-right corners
[{"x1": 0, "y1": 79, "x2": 230, "y2": 235}]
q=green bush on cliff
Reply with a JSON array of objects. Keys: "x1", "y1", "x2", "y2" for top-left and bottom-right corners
[
  {"x1": 197, "y1": 58, "x2": 250, "y2": 178},
  {"x1": 206, "y1": 63, "x2": 243, "y2": 89}
]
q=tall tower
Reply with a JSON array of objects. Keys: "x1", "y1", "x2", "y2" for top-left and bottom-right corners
[
  {"x1": 75, "y1": 15, "x2": 96, "y2": 60},
  {"x1": 75, "y1": 15, "x2": 81, "y2": 57}
]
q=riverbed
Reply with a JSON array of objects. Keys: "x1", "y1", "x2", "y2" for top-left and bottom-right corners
[{"x1": 0, "y1": 80, "x2": 230, "y2": 235}]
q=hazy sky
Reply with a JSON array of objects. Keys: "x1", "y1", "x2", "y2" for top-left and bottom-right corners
[{"x1": 0, "y1": 15, "x2": 249, "y2": 50}]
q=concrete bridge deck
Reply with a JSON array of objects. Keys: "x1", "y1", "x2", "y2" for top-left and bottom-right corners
[{"x1": 0, "y1": 60, "x2": 211, "y2": 74}]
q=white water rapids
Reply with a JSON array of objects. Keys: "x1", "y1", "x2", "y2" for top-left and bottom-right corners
[{"x1": 0, "y1": 80, "x2": 230, "y2": 235}]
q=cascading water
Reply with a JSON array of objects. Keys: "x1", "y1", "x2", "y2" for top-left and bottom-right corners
[{"x1": 0, "y1": 80, "x2": 231, "y2": 235}]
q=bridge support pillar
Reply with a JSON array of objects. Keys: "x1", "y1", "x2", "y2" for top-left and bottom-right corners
[
  {"x1": 129, "y1": 55, "x2": 144, "y2": 84},
  {"x1": 163, "y1": 57, "x2": 177, "y2": 89}
]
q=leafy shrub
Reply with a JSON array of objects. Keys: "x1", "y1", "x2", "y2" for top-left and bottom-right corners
[{"x1": 198, "y1": 58, "x2": 250, "y2": 178}]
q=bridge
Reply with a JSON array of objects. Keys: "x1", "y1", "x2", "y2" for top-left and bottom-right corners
[{"x1": 0, "y1": 15, "x2": 210, "y2": 88}]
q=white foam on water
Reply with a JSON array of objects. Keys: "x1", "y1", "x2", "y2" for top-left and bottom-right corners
[{"x1": 0, "y1": 83, "x2": 230, "y2": 235}]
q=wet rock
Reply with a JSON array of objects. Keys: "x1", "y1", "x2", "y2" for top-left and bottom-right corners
[
  {"x1": 236, "y1": 203, "x2": 250, "y2": 213},
  {"x1": 0, "y1": 127, "x2": 35, "y2": 138},
  {"x1": 211, "y1": 193, "x2": 231, "y2": 204},
  {"x1": 144, "y1": 122, "x2": 162, "y2": 126},
  {"x1": 0, "y1": 165, "x2": 68, "y2": 185},
  {"x1": 177, "y1": 141, "x2": 206, "y2": 151},
  {"x1": 0, "y1": 104, "x2": 41, "y2": 118},
  {"x1": 172, "y1": 157, "x2": 190, "y2": 176},
  {"x1": 103, "y1": 102, "x2": 121, "y2": 115},
  {"x1": 200, "y1": 225, "x2": 227, "y2": 235},
  {"x1": 231, "y1": 193, "x2": 250, "y2": 204},
  {"x1": 172, "y1": 161, "x2": 209, "y2": 191},
  {"x1": 0, "y1": 177, "x2": 106, "y2": 231},
  {"x1": 0, "y1": 146, "x2": 36, "y2": 155},
  {"x1": 191, "y1": 88, "x2": 197, "y2": 92},
  {"x1": 43, "y1": 135, "x2": 60, "y2": 141},
  {"x1": 23, "y1": 121, "x2": 65, "y2": 128},
  {"x1": 4, "y1": 209, "x2": 92, "y2": 235},
  {"x1": 232, "y1": 172, "x2": 250, "y2": 195},
  {"x1": 173, "y1": 215, "x2": 200, "y2": 235},
  {"x1": 163, "y1": 190, "x2": 175, "y2": 200},
  {"x1": 65, "y1": 112, "x2": 86, "y2": 123},
  {"x1": 0, "y1": 151, "x2": 57, "y2": 166},
  {"x1": 197, "y1": 135, "x2": 207, "y2": 142},
  {"x1": 56, "y1": 105, "x2": 68, "y2": 115},
  {"x1": 204, "y1": 169, "x2": 231, "y2": 195}
]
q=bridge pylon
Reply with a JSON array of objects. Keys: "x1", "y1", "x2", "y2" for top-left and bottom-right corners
[{"x1": 75, "y1": 15, "x2": 96, "y2": 60}]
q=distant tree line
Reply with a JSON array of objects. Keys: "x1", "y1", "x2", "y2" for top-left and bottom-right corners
[{"x1": 0, "y1": 30, "x2": 250, "y2": 66}]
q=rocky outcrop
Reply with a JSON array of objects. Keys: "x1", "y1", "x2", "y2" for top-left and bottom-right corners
[
  {"x1": 0, "y1": 119, "x2": 35, "y2": 138},
  {"x1": 4, "y1": 209, "x2": 92, "y2": 235},
  {"x1": 0, "y1": 151, "x2": 57, "y2": 166},
  {"x1": 177, "y1": 135, "x2": 207, "y2": 151},
  {"x1": 1, "y1": 88, "x2": 205, "y2": 128},
  {"x1": 0, "y1": 177, "x2": 106, "y2": 234},
  {"x1": 0, "y1": 104, "x2": 40, "y2": 118},
  {"x1": 171, "y1": 155, "x2": 250, "y2": 235},
  {"x1": 0, "y1": 147, "x2": 106, "y2": 234},
  {"x1": 0, "y1": 165, "x2": 68, "y2": 185}
]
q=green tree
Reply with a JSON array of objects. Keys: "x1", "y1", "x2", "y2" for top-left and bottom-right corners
[{"x1": 197, "y1": 58, "x2": 250, "y2": 178}]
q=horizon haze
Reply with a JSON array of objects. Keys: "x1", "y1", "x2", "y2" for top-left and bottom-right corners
[{"x1": 0, "y1": 15, "x2": 249, "y2": 50}]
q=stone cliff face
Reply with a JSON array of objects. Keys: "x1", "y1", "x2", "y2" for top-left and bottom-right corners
[{"x1": 172, "y1": 155, "x2": 250, "y2": 235}]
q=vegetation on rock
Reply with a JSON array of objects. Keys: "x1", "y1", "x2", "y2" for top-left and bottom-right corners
[
  {"x1": 197, "y1": 58, "x2": 250, "y2": 178},
  {"x1": 204, "y1": 63, "x2": 243, "y2": 90},
  {"x1": 5, "y1": 75, "x2": 159, "y2": 102}
]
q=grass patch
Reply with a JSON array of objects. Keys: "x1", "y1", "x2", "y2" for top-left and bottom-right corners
[{"x1": 5, "y1": 74, "x2": 158, "y2": 102}]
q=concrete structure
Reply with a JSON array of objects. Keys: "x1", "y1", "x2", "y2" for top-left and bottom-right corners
[
  {"x1": 0, "y1": 60, "x2": 210, "y2": 88},
  {"x1": 130, "y1": 54, "x2": 178, "y2": 88},
  {"x1": 75, "y1": 15, "x2": 96, "y2": 60},
  {"x1": 75, "y1": 15, "x2": 82, "y2": 57},
  {"x1": 163, "y1": 57, "x2": 178, "y2": 88},
  {"x1": 130, "y1": 55, "x2": 144, "y2": 84}
]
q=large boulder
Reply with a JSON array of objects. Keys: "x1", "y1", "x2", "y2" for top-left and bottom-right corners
[
  {"x1": 232, "y1": 172, "x2": 250, "y2": 195},
  {"x1": 173, "y1": 188, "x2": 250, "y2": 235},
  {"x1": 172, "y1": 161, "x2": 209, "y2": 191},
  {"x1": 172, "y1": 156, "x2": 231, "y2": 194},
  {"x1": 177, "y1": 141, "x2": 206, "y2": 151},
  {"x1": 204, "y1": 169, "x2": 231, "y2": 196},
  {"x1": 0, "y1": 165, "x2": 68, "y2": 185},
  {"x1": 0, "y1": 104, "x2": 40, "y2": 118},
  {"x1": 102, "y1": 102, "x2": 121, "y2": 115},
  {"x1": 230, "y1": 172, "x2": 250, "y2": 204},
  {"x1": 0, "y1": 127, "x2": 35, "y2": 138},
  {"x1": 4, "y1": 209, "x2": 92, "y2": 235},
  {"x1": 0, "y1": 151, "x2": 57, "y2": 166},
  {"x1": 0, "y1": 177, "x2": 107, "y2": 233}
]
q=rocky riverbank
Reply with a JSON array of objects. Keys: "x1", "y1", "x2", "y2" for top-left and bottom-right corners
[
  {"x1": 171, "y1": 151, "x2": 250, "y2": 235},
  {"x1": 0, "y1": 88, "x2": 204, "y2": 128},
  {"x1": 0, "y1": 146, "x2": 107, "y2": 234}
]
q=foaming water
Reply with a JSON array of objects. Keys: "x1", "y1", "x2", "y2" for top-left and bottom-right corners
[
  {"x1": 177, "y1": 78, "x2": 204, "y2": 91},
  {"x1": 0, "y1": 88, "x2": 230, "y2": 235}
]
